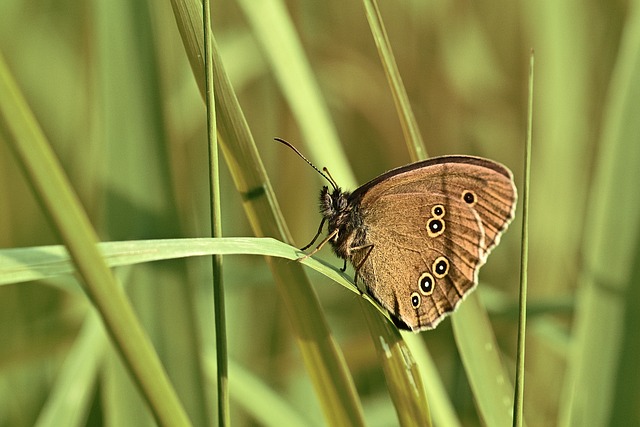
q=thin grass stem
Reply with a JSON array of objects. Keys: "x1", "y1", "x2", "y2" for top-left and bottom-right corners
[
  {"x1": 203, "y1": 1, "x2": 228, "y2": 425},
  {"x1": 513, "y1": 49, "x2": 534, "y2": 427}
]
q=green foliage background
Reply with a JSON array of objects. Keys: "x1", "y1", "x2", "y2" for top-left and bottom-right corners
[{"x1": 1, "y1": 0, "x2": 639, "y2": 426}]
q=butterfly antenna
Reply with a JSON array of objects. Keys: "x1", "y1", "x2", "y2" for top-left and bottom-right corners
[
  {"x1": 322, "y1": 167, "x2": 339, "y2": 190},
  {"x1": 274, "y1": 137, "x2": 338, "y2": 190}
]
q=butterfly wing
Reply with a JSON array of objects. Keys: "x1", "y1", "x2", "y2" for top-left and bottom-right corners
[{"x1": 349, "y1": 156, "x2": 516, "y2": 331}]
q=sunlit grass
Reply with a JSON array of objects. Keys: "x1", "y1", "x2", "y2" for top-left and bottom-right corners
[{"x1": 0, "y1": 0, "x2": 638, "y2": 426}]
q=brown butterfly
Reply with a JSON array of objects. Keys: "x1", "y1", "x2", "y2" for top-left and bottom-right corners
[{"x1": 277, "y1": 138, "x2": 517, "y2": 331}]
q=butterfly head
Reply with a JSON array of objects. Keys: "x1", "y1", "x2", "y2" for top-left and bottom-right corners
[
  {"x1": 274, "y1": 138, "x2": 365, "y2": 259},
  {"x1": 320, "y1": 186, "x2": 352, "y2": 229},
  {"x1": 318, "y1": 185, "x2": 366, "y2": 260}
]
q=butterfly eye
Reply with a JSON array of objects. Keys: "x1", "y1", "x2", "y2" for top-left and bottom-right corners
[
  {"x1": 410, "y1": 292, "x2": 421, "y2": 309},
  {"x1": 432, "y1": 256, "x2": 450, "y2": 278},
  {"x1": 431, "y1": 204, "x2": 445, "y2": 218},
  {"x1": 418, "y1": 272, "x2": 434, "y2": 295},
  {"x1": 462, "y1": 190, "x2": 477, "y2": 206},
  {"x1": 426, "y1": 218, "x2": 445, "y2": 237}
]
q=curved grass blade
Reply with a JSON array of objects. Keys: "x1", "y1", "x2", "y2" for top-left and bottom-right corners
[
  {"x1": 361, "y1": 0, "x2": 427, "y2": 161},
  {"x1": 360, "y1": 1, "x2": 519, "y2": 424},
  {"x1": 34, "y1": 311, "x2": 106, "y2": 427},
  {"x1": 236, "y1": 0, "x2": 356, "y2": 185},
  {"x1": 169, "y1": 2, "x2": 366, "y2": 424},
  {"x1": 362, "y1": 307, "x2": 432, "y2": 427},
  {"x1": 403, "y1": 334, "x2": 462, "y2": 427},
  {"x1": 559, "y1": 5, "x2": 640, "y2": 425},
  {"x1": 0, "y1": 234, "x2": 442, "y2": 425},
  {"x1": 0, "y1": 49, "x2": 191, "y2": 427},
  {"x1": 238, "y1": 1, "x2": 434, "y2": 422},
  {"x1": 0, "y1": 237, "x2": 354, "y2": 291}
]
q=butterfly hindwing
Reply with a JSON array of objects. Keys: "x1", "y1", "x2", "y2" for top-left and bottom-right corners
[
  {"x1": 353, "y1": 193, "x2": 482, "y2": 329},
  {"x1": 348, "y1": 157, "x2": 516, "y2": 330}
]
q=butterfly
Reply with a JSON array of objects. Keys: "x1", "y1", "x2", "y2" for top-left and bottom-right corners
[{"x1": 277, "y1": 138, "x2": 517, "y2": 331}]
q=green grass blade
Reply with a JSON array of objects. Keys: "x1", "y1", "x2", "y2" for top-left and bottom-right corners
[
  {"x1": 360, "y1": 2, "x2": 519, "y2": 424},
  {"x1": 203, "y1": 0, "x2": 228, "y2": 424},
  {"x1": 1, "y1": 237, "x2": 407, "y2": 330},
  {"x1": 452, "y1": 295, "x2": 516, "y2": 426},
  {"x1": 169, "y1": 2, "x2": 366, "y2": 424},
  {"x1": 608, "y1": 233, "x2": 640, "y2": 426},
  {"x1": 225, "y1": 360, "x2": 318, "y2": 427},
  {"x1": 361, "y1": 0, "x2": 427, "y2": 161},
  {"x1": 559, "y1": 3, "x2": 640, "y2": 425},
  {"x1": 0, "y1": 238, "x2": 355, "y2": 292},
  {"x1": 513, "y1": 50, "x2": 534, "y2": 427},
  {"x1": 0, "y1": 234, "x2": 442, "y2": 426},
  {"x1": 404, "y1": 334, "x2": 462, "y2": 427},
  {"x1": 34, "y1": 311, "x2": 105, "y2": 427},
  {"x1": 236, "y1": 0, "x2": 356, "y2": 185},
  {"x1": 241, "y1": 2, "x2": 435, "y2": 423},
  {"x1": 362, "y1": 308, "x2": 432, "y2": 427},
  {"x1": 0, "y1": 50, "x2": 191, "y2": 427}
]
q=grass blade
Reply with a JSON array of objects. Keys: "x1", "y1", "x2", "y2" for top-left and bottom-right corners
[
  {"x1": 512, "y1": 49, "x2": 534, "y2": 427},
  {"x1": 362, "y1": 307, "x2": 432, "y2": 427},
  {"x1": 452, "y1": 295, "x2": 516, "y2": 426},
  {"x1": 34, "y1": 311, "x2": 105, "y2": 427},
  {"x1": 404, "y1": 334, "x2": 462, "y2": 427},
  {"x1": 202, "y1": 0, "x2": 228, "y2": 424},
  {"x1": 247, "y1": 1, "x2": 435, "y2": 423},
  {"x1": 361, "y1": 0, "x2": 427, "y2": 161},
  {"x1": 559, "y1": 3, "x2": 640, "y2": 425},
  {"x1": 236, "y1": 0, "x2": 356, "y2": 185},
  {"x1": 0, "y1": 50, "x2": 191, "y2": 427},
  {"x1": 360, "y1": 2, "x2": 519, "y2": 424},
  {"x1": 0, "y1": 238, "x2": 356, "y2": 292},
  {"x1": 169, "y1": 2, "x2": 366, "y2": 424}
]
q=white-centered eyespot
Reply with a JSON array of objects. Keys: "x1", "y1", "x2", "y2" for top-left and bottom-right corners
[
  {"x1": 431, "y1": 204, "x2": 445, "y2": 218},
  {"x1": 426, "y1": 218, "x2": 445, "y2": 237},
  {"x1": 410, "y1": 292, "x2": 421, "y2": 309},
  {"x1": 418, "y1": 272, "x2": 434, "y2": 295},
  {"x1": 432, "y1": 256, "x2": 450, "y2": 278}
]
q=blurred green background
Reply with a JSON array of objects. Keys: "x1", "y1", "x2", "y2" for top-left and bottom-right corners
[{"x1": 1, "y1": 0, "x2": 639, "y2": 426}]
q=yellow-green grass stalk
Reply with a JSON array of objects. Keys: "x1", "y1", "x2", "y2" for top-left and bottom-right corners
[
  {"x1": 0, "y1": 50, "x2": 191, "y2": 427},
  {"x1": 361, "y1": 1, "x2": 520, "y2": 425},
  {"x1": 361, "y1": 0, "x2": 426, "y2": 161},
  {"x1": 235, "y1": 0, "x2": 356, "y2": 186},
  {"x1": 237, "y1": 0, "x2": 433, "y2": 424},
  {"x1": 202, "y1": 0, "x2": 228, "y2": 424},
  {"x1": 513, "y1": 50, "x2": 534, "y2": 427},
  {"x1": 559, "y1": 3, "x2": 640, "y2": 426},
  {"x1": 169, "y1": 1, "x2": 366, "y2": 425}
]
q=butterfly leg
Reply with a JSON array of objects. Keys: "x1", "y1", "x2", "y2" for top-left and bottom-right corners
[
  {"x1": 297, "y1": 228, "x2": 338, "y2": 262},
  {"x1": 300, "y1": 218, "x2": 326, "y2": 251},
  {"x1": 348, "y1": 244, "x2": 374, "y2": 286}
]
